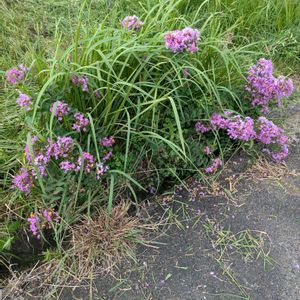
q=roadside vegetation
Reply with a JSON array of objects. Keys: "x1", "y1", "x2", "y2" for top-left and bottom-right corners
[{"x1": 0, "y1": 0, "x2": 299, "y2": 298}]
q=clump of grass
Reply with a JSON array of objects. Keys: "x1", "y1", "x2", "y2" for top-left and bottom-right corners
[
  {"x1": 3, "y1": 201, "x2": 156, "y2": 299},
  {"x1": 184, "y1": 0, "x2": 300, "y2": 67},
  {"x1": 69, "y1": 201, "x2": 154, "y2": 274}
]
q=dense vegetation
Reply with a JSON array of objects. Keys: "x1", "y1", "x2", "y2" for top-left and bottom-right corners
[{"x1": 0, "y1": 0, "x2": 299, "y2": 294}]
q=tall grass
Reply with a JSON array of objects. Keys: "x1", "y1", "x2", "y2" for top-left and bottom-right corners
[
  {"x1": 28, "y1": 0, "x2": 258, "y2": 195},
  {"x1": 186, "y1": 0, "x2": 300, "y2": 66}
]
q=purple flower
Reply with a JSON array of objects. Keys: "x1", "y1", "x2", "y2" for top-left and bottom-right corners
[
  {"x1": 256, "y1": 117, "x2": 282, "y2": 145},
  {"x1": 96, "y1": 162, "x2": 109, "y2": 180},
  {"x1": 77, "y1": 152, "x2": 95, "y2": 173},
  {"x1": 24, "y1": 137, "x2": 49, "y2": 177},
  {"x1": 99, "y1": 136, "x2": 115, "y2": 147},
  {"x1": 93, "y1": 90, "x2": 101, "y2": 99},
  {"x1": 72, "y1": 75, "x2": 89, "y2": 92},
  {"x1": 72, "y1": 112, "x2": 90, "y2": 132},
  {"x1": 46, "y1": 136, "x2": 74, "y2": 160},
  {"x1": 197, "y1": 112, "x2": 289, "y2": 162},
  {"x1": 275, "y1": 76, "x2": 294, "y2": 107},
  {"x1": 271, "y1": 144, "x2": 289, "y2": 161},
  {"x1": 195, "y1": 121, "x2": 210, "y2": 133},
  {"x1": 50, "y1": 100, "x2": 70, "y2": 121},
  {"x1": 278, "y1": 134, "x2": 288, "y2": 145},
  {"x1": 12, "y1": 168, "x2": 34, "y2": 194},
  {"x1": 246, "y1": 58, "x2": 293, "y2": 112},
  {"x1": 224, "y1": 110, "x2": 233, "y2": 116},
  {"x1": 32, "y1": 152, "x2": 50, "y2": 177},
  {"x1": 25, "y1": 136, "x2": 74, "y2": 179},
  {"x1": 17, "y1": 93, "x2": 32, "y2": 110},
  {"x1": 122, "y1": 15, "x2": 143, "y2": 31},
  {"x1": 165, "y1": 27, "x2": 200, "y2": 53},
  {"x1": 28, "y1": 209, "x2": 60, "y2": 239},
  {"x1": 59, "y1": 160, "x2": 76, "y2": 173},
  {"x1": 257, "y1": 117, "x2": 289, "y2": 161},
  {"x1": 210, "y1": 113, "x2": 229, "y2": 129},
  {"x1": 43, "y1": 210, "x2": 52, "y2": 222},
  {"x1": 226, "y1": 116, "x2": 256, "y2": 141},
  {"x1": 102, "y1": 151, "x2": 113, "y2": 162},
  {"x1": 5, "y1": 64, "x2": 28, "y2": 84},
  {"x1": 25, "y1": 136, "x2": 39, "y2": 162},
  {"x1": 205, "y1": 158, "x2": 222, "y2": 174},
  {"x1": 203, "y1": 146, "x2": 211, "y2": 155},
  {"x1": 28, "y1": 213, "x2": 40, "y2": 239}
]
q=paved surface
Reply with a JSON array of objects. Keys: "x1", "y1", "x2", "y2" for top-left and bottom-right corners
[{"x1": 64, "y1": 103, "x2": 300, "y2": 300}]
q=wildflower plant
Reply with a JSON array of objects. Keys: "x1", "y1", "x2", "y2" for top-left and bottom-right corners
[
  {"x1": 28, "y1": 209, "x2": 60, "y2": 239},
  {"x1": 5, "y1": 64, "x2": 29, "y2": 84},
  {"x1": 17, "y1": 93, "x2": 32, "y2": 110},
  {"x1": 3, "y1": 1, "x2": 294, "y2": 259},
  {"x1": 246, "y1": 58, "x2": 293, "y2": 113},
  {"x1": 122, "y1": 15, "x2": 143, "y2": 31},
  {"x1": 165, "y1": 27, "x2": 200, "y2": 53},
  {"x1": 195, "y1": 111, "x2": 290, "y2": 170},
  {"x1": 50, "y1": 101, "x2": 70, "y2": 121}
]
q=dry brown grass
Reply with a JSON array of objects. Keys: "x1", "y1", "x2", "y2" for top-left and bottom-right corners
[
  {"x1": 69, "y1": 201, "x2": 154, "y2": 276},
  {"x1": 245, "y1": 157, "x2": 298, "y2": 182},
  {"x1": 3, "y1": 201, "x2": 157, "y2": 299}
]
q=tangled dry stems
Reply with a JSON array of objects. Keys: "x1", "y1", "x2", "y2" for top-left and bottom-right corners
[
  {"x1": 3, "y1": 201, "x2": 156, "y2": 299},
  {"x1": 245, "y1": 156, "x2": 297, "y2": 182},
  {"x1": 69, "y1": 201, "x2": 154, "y2": 274}
]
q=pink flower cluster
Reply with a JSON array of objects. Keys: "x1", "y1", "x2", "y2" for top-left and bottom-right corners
[
  {"x1": 203, "y1": 146, "x2": 211, "y2": 155},
  {"x1": 209, "y1": 113, "x2": 256, "y2": 141},
  {"x1": 59, "y1": 161, "x2": 76, "y2": 173},
  {"x1": 122, "y1": 15, "x2": 143, "y2": 31},
  {"x1": 195, "y1": 121, "x2": 210, "y2": 133},
  {"x1": 77, "y1": 151, "x2": 95, "y2": 173},
  {"x1": 196, "y1": 112, "x2": 289, "y2": 163},
  {"x1": 50, "y1": 101, "x2": 90, "y2": 132},
  {"x1": 12, "y1": 168, "x2": 34, "y2": 195},
  {"x1": 72, "y1": 112, "x2": 90, "y2": 132},
  {"x1": 93, "y1": 90, "x2": 101, "y2": 99},
  {"x1": 28, "y1": 209, "x2": 59, "y2": 239},
  {"x1": 257, "y1": 117, "x2": 289, "y2": 161},
  {"x1": 50, "y1": 100, "x2": 70, "y2": 121},
  {"x1": 17, "y1": 93, "x2": 32, "y2": 110},
  {"x1": 46, "y1": 136, "x2": 74, "y2": 160},
  {"x1": 60, "y1": 150, "x2": 111, "y2": 176},
  {"x1": 102, "y1": 151, "x2": 113, "y2": 161},
  {"x1": 24, "y1": 136, "x2": 39, "y2": 162},
  {"x1": 14, "y1": 134, "x2": 115, "y2": 194},
  {"x1": 205, "y1": 158, "x2": 222, "y2": 174},
  {"x1": 96, "y1": 162, "x2": 110, "y2": 180},
  {"x1": 72, "y1": 75, "x2": 89, "y2": 92},
  {"x1": 246, "y1": 59, "x2": 294, "y2": 113},
  {"x1": 99, "y1": 136, "x2": 115, "y2": 147},
  {"x1": 13, "y1": 136, "x2": 74, "y2": 193},
  {"x1": 5, "y1": 64, "x2": 29, "y2": 84},
  {"x1": 165, "y1": 27, "x2": 200, "y2": 53},
  {"x1": 227, "y1": 116, "x2": 256, "y2": 141},
  {"x1": 210, "y1": 113, "x2": 229, "y2": 130}
]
